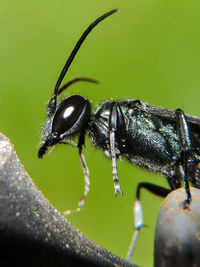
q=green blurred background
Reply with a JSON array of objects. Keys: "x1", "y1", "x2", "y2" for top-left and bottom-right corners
[{"x1": 1, "y1": 0, "x2": 200, "y2": 266}]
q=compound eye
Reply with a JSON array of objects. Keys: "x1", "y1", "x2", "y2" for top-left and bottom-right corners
[{"x1": 52, "y1": 95, "x2": 87, "y2": 134}]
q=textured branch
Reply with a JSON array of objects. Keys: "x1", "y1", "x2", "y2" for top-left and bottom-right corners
[{"x1": 0, "y1": 133, "x2": 138, "y2": 267}]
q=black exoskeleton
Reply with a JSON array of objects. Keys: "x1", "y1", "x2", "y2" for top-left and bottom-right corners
[
  {"x1": 89, "y1": 100, "x2": 200, "y2": 193},
  {"x1": 38, "y1": 10, "x2": 200, "y2": 255}
]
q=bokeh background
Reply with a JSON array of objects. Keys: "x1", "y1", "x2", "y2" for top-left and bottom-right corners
[{"x1": 1, "y1": 0, "x2": 200, "y2": 266}]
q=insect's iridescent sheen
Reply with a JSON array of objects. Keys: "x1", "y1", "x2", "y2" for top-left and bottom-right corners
[
  {"x1": 38, "y1": 9, "x2": 200, "y2": 223},
  {"x1": 88, "y1": 100, "x2": 200, "y2": 189}
]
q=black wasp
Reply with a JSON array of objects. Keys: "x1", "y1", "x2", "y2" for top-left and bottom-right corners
[{"x1": 38, "y1": 8, "x2": 200, "y2": 240}]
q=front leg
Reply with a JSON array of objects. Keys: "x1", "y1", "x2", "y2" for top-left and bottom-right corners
[
  {"x1": 176, "y1": 109, "x2": 192, "y2": 204},
  {"x1": 109, "y1": 102, "x2": 126, "y2": 195},
  {"x1": 63, "y1": 131, "x2": 90, "y2": 215}
]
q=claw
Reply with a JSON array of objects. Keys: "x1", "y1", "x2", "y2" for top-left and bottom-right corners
[{"x1": 114, "y1": 183, "x2": 123, "y2": 195}]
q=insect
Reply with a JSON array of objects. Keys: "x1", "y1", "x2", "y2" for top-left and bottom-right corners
[{"x1": 38, "y1": 8, "x2": 200, "y2": 257}]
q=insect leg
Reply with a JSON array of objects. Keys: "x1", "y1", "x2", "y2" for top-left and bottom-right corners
[
  {"x1": 109, "y1": 102, "x2": 126, "y2": 195},
  {"x1": 59, "y1": 140, "x2": 77, "y2": 147},
  {"x1": 167, "y1": 175, "x2": 181, "y2": 190},
  {"x1": 127, "y1": 182, "x2": 170, "y2": 262},
  {"x1": 63, "y1": 131, "x2": 90, "y2": 215},
  {"x1": 176, "y1": 109, "x2": 192, "y2": 204},
  {"x1": 109, "y1": 129, "x2": 122, "y2": 194}
]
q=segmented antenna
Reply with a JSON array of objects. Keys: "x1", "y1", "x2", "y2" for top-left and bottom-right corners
[
  {"x1": 57, "y1": 77, "x2": 98, "y2": 96},
  {"x1": 48, "y1": 9, "x2": 118, "y2": 115}
]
